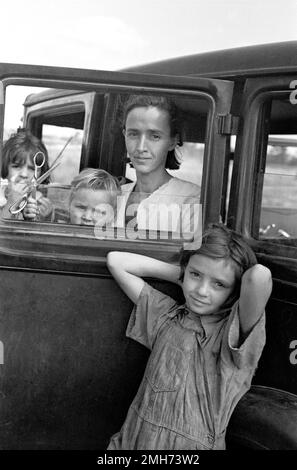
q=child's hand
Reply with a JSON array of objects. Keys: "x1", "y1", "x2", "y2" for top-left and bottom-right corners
[
  {"x1": 23, "y1": 196, "x2": 39, "y2": 220},
  {"x1": 6, "y1": 180, "x2": 29, "y2": 204},
  {"x1": 23, "y1": 194, "x2": 53, "y2": 221},
  {"x1": 36, "y1": 194, "x2": 53, "y2": 219}
]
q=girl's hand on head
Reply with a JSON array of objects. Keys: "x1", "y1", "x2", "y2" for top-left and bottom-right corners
[
  {"x1": 241, "y1": 264, "x2": 272, "y2": 284},
  {"x1": 23, "y1": 195, "x2": 53, "y2": 220}
]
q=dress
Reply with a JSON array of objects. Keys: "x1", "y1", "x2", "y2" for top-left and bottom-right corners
[
  {"x1": 108, "y1": 283, "x2": 266, "y2": 450},
  {"x1": 115, "y1": 178, "x2": 200, "y2": 237}
]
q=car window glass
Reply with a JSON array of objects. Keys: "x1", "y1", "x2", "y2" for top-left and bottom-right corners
[
  {"x1": 42, "y1": 125, "x2": 83, "y2": 184},
  {"x1": 258, "y1": 99, "x2": 297, "y2": 244},
  {"x1": 1, "y1": 86, "x2": 211, "y2": 246}
]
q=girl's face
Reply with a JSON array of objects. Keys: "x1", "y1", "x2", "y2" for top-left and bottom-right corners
[
  {"x1": 69, "y1": 188, "x2": 115, "y2": 226},
  {"x1": 182, "y1": 254, "x2": 237, "y2": 315},
  {"x1": 124, "y1": 106, "x2": 177, "y2": 177},
  {"x1": 7, "y1": 156, "x2": 35, "y2": 187}
]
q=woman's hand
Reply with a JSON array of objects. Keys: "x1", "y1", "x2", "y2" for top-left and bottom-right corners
[
  {"x1": 239, "y1": 264, "x2": 272, "y2": 338},
  {"x1": 107, "y1": 251, "x2": 181, "y2": 304}
]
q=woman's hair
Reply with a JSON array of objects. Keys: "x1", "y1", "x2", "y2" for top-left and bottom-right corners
[
  {"x1": 70, "y1": 168, "x2": 120, "y2": 207},
  {"x1": 180, "y1": 223, "x2": 257, "y2": 306},
  {"x1": 2, "y1": 129, "x2": 50, "y2": 181},
  {"x1": 121, "y1": 94, "x2": 182, "y2": 169}
]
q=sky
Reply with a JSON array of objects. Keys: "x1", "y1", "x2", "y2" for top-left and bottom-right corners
[
  {"x1": 0, "y1": 0, "x2": 296, "y2": 71},
  {"x1": 2, "y1": 0, "x2": 297, "y2": 130}
]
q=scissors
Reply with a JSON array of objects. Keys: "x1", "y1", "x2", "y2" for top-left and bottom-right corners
[
  {"x1": 9, "y1": 151, "x2": 61, "y2": 215},
  {"x1": 31, "y1": 151, "x2": 46, "y2": 198}
]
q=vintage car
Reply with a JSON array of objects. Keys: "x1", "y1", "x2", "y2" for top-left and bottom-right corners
[{"x1": 0, "y1": 41, "x2": 297, "y2": 449}]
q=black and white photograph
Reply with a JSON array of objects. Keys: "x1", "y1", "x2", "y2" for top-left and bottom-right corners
[{"x1": 0, "y1": 0, "x2": 296, "y2": 461}]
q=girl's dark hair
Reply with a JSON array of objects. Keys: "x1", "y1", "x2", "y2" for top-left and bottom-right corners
[
  {"x1": 180, "y1": 223, "x2": 257, "y2": 307},
  {"x1": 2, "y1": 129, "x2": 50, "y2": 182},
  {"x1": 121, "y1": 94, "x2": 182, "y2": 170}
]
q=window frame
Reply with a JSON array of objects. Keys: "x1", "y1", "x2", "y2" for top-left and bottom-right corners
[
  {"x1": 0, "y1": 64, "x2": 233, "y2": 274},
  {"x1": 23, "y1": 91, "x2": 96, "y2": 170},
  {"x1": 227, "y1": 75, "x2": 297, "y2": 272}
]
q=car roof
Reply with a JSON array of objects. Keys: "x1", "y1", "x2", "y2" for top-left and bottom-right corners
[
  {"x1": 122, "y1": 41, "x2": 297, "y2": 79},
  {"x1": 23, "y1": 89, "x2": 87, "y2": 107},
  {"x1": 21, "y1": 41, "x2": 297, "y2": 106}
]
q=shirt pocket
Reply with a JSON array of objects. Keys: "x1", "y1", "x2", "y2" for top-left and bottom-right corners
[{"x1": 145, "y1": 343, "x2": 188, "y2": 392}]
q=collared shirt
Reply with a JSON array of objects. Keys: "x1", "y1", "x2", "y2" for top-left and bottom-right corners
[
  {"x1": 115, "y1": 177, "x2": 200, "y2": 236},
  {"x1": 108, "y1": 283, "x2": 266, "y2": 450}
]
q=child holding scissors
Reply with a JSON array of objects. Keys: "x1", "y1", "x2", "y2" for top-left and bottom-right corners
[{"x1": 0, "y1": 129, "x2": 52, "y2": 220}]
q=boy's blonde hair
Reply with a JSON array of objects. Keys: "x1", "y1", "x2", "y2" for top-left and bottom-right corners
[{"x1": 70, "y1": 168, "x2": 120, "y2": 207}]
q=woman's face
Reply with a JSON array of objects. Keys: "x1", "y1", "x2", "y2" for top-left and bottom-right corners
[{"x1": 124, "y1": 106, "x2": 177, "y2": 177}]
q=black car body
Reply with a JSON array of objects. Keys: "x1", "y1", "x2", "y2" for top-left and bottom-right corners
[{"x1": 0, "y1": 41, "x2": 297, "y2": 449}]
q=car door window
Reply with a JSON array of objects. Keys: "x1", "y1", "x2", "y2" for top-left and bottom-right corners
[
  {"x1": 42, "y1": 125, "x2": 83, "y2": 185},
  {"x1": 0, "y1": 69, "x2": 233, "y2": 271},
  {"x1": 258, "y1": 97, "x2": 297, "y2": 244},
  {"x1": 2, "y1": 87, "x2": 208, "y2": 244},
  {"x1": 260, "y1": 133, "x2": 297, "y2": 239}
]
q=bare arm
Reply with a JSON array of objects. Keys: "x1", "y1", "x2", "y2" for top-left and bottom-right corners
[
  {"x1": 239, "y1": 264, "x2": 272, "y2": 338},
  {"x1": 107, "y1": 252, "x2": 181, "y2": 304}
]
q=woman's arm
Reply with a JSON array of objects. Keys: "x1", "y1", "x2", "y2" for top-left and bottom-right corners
[
  {"x1": 107, "y1": 251, "x2": 181, "y2": 304},
  {"x1": 238, "y1": 264, "x2": 272, "y2": 338}
]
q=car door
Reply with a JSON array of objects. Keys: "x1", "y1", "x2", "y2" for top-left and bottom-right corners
[
  {"x1": 228, "y1": 74, "x2": 297, "y2": 394},
  {"x1": 226, "y1": 74, "x2": 297, "y2": 449},
  {"x1": 0, "y1": 64, "x2": 233, "y2": 449}
]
